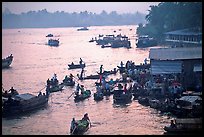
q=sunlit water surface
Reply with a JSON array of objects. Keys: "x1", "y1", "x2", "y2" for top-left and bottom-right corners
[{"x1": 2, "y1": 25, "x2": 169, "y2": 135}]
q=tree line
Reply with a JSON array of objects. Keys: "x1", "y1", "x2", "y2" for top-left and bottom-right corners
[
  {"x1": 136, "y1": 2, "x2": 202, "y2": 43},
  {"x1": 2, "y1": 9, "x2": 146, "y2": 28}
]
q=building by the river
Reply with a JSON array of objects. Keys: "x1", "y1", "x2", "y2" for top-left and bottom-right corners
[{"x1": 164, "y1": 27, "x2": 202, "y2": 47}]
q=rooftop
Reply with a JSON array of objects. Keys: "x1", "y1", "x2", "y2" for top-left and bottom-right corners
[{"x1": 149, "y1": 47, "x2": 202, "y2": 60}]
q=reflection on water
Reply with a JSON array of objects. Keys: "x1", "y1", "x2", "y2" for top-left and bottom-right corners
[{"x1": 2, "y1": 25, "x2": 169, "y2": 135}]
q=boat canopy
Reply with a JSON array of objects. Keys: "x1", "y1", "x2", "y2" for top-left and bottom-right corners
[{"x1": 14, "y1": 93, "x2": 36, "y2": 101}]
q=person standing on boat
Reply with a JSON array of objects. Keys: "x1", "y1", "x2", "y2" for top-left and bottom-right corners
[
  {"x1": 75, "y1": 84, "x2": 80, "y2": 96},
  {"x1": 123, "y1": 83, "x2": 127, "y2": 94},
  {"x1": 81, "y1": 85, "x2": 85, "y2": 94},
  {"x1": 99, "y1": 65, "x2": 103, "y2": 74},
  {"x1": 69, "y1": 73, "x2": 74, "y2": 82},
  {"x1": 82, "y1": 113, "x2": 91, "y2": 127},
  {"x1": 80, "y1": 68, "x2": 85, "y2": 79},
  {"x1": 70, "y1": 118, "x2": 77, "y2": 134},
  {"x1": 120, "y1": 61, "x2": 124, "y2": 67},
  {"x1": 79, "y1": 58, "x2": 83, "y2": 65}
]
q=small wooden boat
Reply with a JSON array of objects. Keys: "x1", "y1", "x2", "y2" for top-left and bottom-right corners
[
  {"x1": 138, "y1": 96, "x2": 149, "y2": 106},
  {"x1": 117, "y1": 66, "x2": 126, "y2": 73},
  {"x1": 74, "y1": 90, "x2": 91, "y2": 102},
  {"x1": 48, "y1": 83, "x2": 64, "y2": 93},
  {"x1": 77, "y1": 27, "x2": 89, "y2": 31},
  {"x1": 70, "y1": 119, "x2": 89, "y2": 135},
  {"x1": 94, "y1": 92, "x2": 104, "y2": 101},
  {"x1": 2, "y1": 54, "x2": 13, "y2": 68},
  {"x1": 46, "y1": 34, "x2": 53, "y2": 37},
  {"x1": 2, "y1": 92, "x2": 49, "y2": 117},
  {"x1": 68, "y1": 63, "x2": 85, "y2": 69},
  {"x1": 113, "y1": 90, "x2": 132, "y2": 103},
  {"x1": 164, "y1": 118, "x2": 202, "y2": 134},
  {"x1": 62, "y1": 79, "x2": 75, "y2": 86},
  {"x1": 48, "y1": 38, "x2": 59, "y2": 46},
  {"x1": 78, "y1": 74, "x2": 100, "y2": 80}
]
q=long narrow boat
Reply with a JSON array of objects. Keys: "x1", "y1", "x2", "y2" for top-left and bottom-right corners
[
  {"x1": 2, "y1": 54, "x2": 13, "y2": 68},
  {"x1": 68, "y1": 63, "x2": 85, "y2": 69},
  {"x1": 164, "y1": 118, "x2": 202, "y2": 134},
  {"x1": 2, "y1": 92, "x2": 49, "y2": 117},
  {"x1": 77, "y1": 74, "x2": 100, "y2": 80},
  {"x1": 70, "y1": 119, "x2": 89, "y2": 135}
]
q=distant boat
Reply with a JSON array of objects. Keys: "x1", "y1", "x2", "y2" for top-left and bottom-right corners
[
  {"x1": 136, "y1": 35, "x2": 157, "y2": 48},
  {"x1": 2, "y1": 54, "x2": 13, "y2": 68},
  {"x1": 77, "y1": 27, "x2": 89, "y2": 31},
  {"x1": 46, "y1": 34, "x2": 54, "y2": 37},
  {"x1": 48, "y1": 38, "x2": 59, "y2": 46}
]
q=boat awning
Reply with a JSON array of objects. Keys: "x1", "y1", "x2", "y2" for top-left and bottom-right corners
[
  {"x1": 176, "y1": 118, "x2": 202, "y2": 124},
  {"x1": 14, "y1": 93, "x2": 36, "y2": 101},
  {"x1": 177, "y1": 95, "x2": 202, "y2": 105},
  {"x1": 193, "y1": 64, "x2": 202, "y2": 72},
  {"x1": 150, "y1": 60, "x2": 182, "y2": 74}
]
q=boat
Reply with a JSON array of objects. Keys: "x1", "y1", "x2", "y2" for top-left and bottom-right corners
[
  {"x1": 74, "y1": 90, "x2": 91, "y2": 102},
  {"x1": 2, "y1": 54, "x2": 13, "y2": 68},
  {"x1": 68, "y1": 63, "x2": 85, "y2": 69},
  {"x1": 70, "y1": 119, "x2": 89, "y2": 135},
  {"x1": 48, "y1": 83, "x2": 64, "y2": 93},
  {"x1": 95, "y1": 34, "x2": 115, "y2": 45},
  {"x1": 138, "y1": 96, "x2": 149, "y2": 106},
  {"x1": 113, "y1": 90, "x2": 132, "y2": 103},
  {"x1": 77, "y1": 74, "x2": 100, "y2": 80},
  {"x1": 2, "y1": 92, "x2": 49, "y2": 117},
  {"x1": 62, "y1": 78, "x2": 75, "y2": 87},
  {"x1": 46, "y1": 34, "x2": 53, "y2": 37},
  {"x1": 117, "y1": 66, "x2": 126, "y2": 73},
  {"x1": 77, "y1": 27, "x2": 89, "y2": 31},
  {"x1": 110, "y1": 35, "x2": 131, "y2": 48},
  {"x1": 136, "y1": 35, "x2": 157, "y2": 48},
  {"x1": 94, "y1": 92, "x2": 104, "y2": 101},
  {"x1": 164, "y1": 118, "x2": 202, "y2": 134},
  {"x1": 48, "y1": 38, "x2": 59, "y2": 46}
]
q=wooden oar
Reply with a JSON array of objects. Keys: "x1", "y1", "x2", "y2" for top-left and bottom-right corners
[
  {"x1": 71, "y1": 125, "x2": 77, "y2": 135},
  {"x1": 67, "y1": 92, "x2": 75, "y2": 99},
  {"x1": 38, "y1": 85, "x2": 46, "y2": 93}
]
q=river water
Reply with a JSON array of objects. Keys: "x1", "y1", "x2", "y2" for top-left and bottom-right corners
[{"x1": 2, "y1": 25, "x2": 170, "y2": 135}]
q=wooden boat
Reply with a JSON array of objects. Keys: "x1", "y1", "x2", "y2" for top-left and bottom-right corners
[
  {"x1": 70, "y1": 119, "x2": 89, "y2": 135},
  {"x1": 136, "y1": 35, "x2": 157, "y2": 48},
  {"x1": 78, "y1": 74, "x2": 100, "y2": 80},
  {"x1": 48, "y1": 38, "x2": 59, "y2": 46},
  {"x1": 138, "y1": 96, "x2": 149, "y2": 106},
  {"x1": 68, "y1": 63, "x2": 85, "y2": 69},
  {"x1": 94, "y1": 92, "x2": 104, "y2": 101},
  {"x1": 48, "y1": 83, "x2": 64, "y2": 93},
  {"x1": 62, "y1": 79, "x2": 75, "y2": 86},
  {"x1": 2, "y1": 54, "x2": 13, "y2": 68},
  {"x1": 74, "y1": 90, "x2": 91, "y2": 102},
  {"x1": 111, "y1": 37, "x2": 131, "y2": 48},
  {"x1": 164, "y1": 118, "x2": 202, "y2": 134},
  {"x1": 2, "y1": 92, "x2": 49, "y2": 117},
  {"x1": 113, "y1": 90, "x2": 132, "y2": 103},
  {"x1": 117, "y1": 66, "x2": 126, "y2": 73},
  {"x1": 77, "y1": 27, "x2": 89, "y2": 31},
  {"x1": 46, "y1": 34, "x2": 53, "y2": 37},
  {"x1": 2, "y1": 89, "x2": 19, "y2": 98}
]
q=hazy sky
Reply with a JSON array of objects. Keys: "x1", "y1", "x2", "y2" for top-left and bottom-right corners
[{"x1": 2, "y1": 2, "x2": 160, "y2": 14}]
